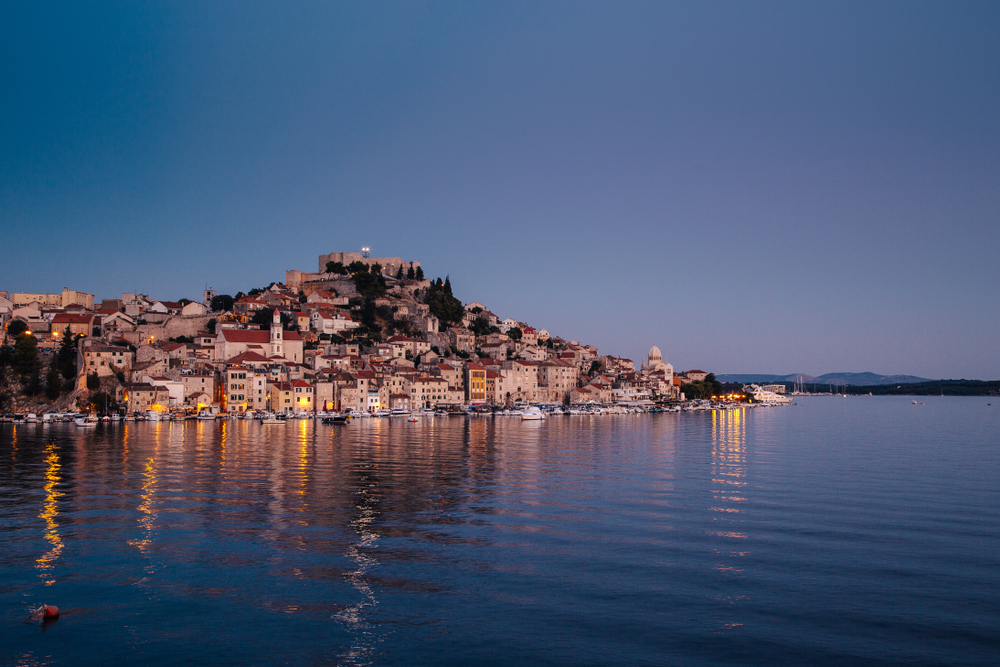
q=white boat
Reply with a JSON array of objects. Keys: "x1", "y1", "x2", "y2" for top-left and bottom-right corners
[
  {"x1": 25, "y1": 413, "x2": 37, "y2": 423},
  {"x1": 389, "y1": 408, "x2": 411, "y2": 417},
  {"x1": 521, "y1": 406, "x2": 545, "y2": 421},
  {"x1": 197, "y1": 410, "x2": 216, "y2": 421},
  {"x1": 145, "y1": 410, "x2": 162, "y2": 422},
  {"x1": 41, "y1": 413, "x2": 55, "y2": 423},
  {"x1": 74, "y1": 415, "x2": 99, "y2": 427},
  {"x1": 745, "y1": 384, "x2": 792, "y2": 405},
  {"x1": 262, "y1": 416, "x2": 285, "y2": 425}
]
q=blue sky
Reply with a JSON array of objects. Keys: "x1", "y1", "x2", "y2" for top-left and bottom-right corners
[{"x1": 2, "y1": 1, "x2": 998, "y2": 379}]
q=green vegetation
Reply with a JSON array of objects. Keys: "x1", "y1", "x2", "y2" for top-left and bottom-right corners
[
  {"x1": 250, "y1": 307, "x2": 297, "y2": 330},
  {"x1": 424, "y1": 276, "x2": 463, "y2": 326},
  {"x1": 210, "y1": 294, "x2": 234, "y2": 312},
  {"x1": 6, "y1": 320, "x2": 28, "y2": 337},
  {"x1": 353, "y1": 268, "x2": 387, "y2": 300},
  {"x1": 325, "y1": 261, "x2": 349, "y2": 275},
  {"x1": 56, "y1": 327, "x2": 80, "y2": 381},
  {"x1": 45, "y1": 359, "x2": 61, "y2": 400},
  {"x1": 13, "y1": 333, "x2": 41, "y2": 377},
  {"x1": 508, "y1": 327, "x2": 523, "y2": 342},
  {"x1": 681, "y1": 373, "x2": 723, "y2": 400},
  {"x1": 469, "y1": 316, "x2": 498, "y2": 337}
]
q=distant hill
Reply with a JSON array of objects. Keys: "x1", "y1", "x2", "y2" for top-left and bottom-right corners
[{"x1": 716, "y1": 372, "x2": 931, "y2": 386}]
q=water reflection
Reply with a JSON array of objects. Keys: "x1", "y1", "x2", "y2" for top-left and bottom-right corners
[
  {"x1": 35, "y1": 441, "x2": 63, "y2": 584},
  {"x1": 334, "y1": 462, "x2": 382, "y2": 666},
  {"x1": 709, "y1": 408, "x2": 748, "y2": 539},
  {"x1": 129, "y1": 458, "x2": 158, "y2": 562}
]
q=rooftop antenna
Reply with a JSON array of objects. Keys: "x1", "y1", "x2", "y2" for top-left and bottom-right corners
[{"x1": 361, "y1": 246, "x2": 370, "y2": 258}]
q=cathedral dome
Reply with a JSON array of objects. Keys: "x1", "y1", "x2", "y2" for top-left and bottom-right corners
[{"x1": 648, "y1": 345, "x2": 662, "y2": 363}]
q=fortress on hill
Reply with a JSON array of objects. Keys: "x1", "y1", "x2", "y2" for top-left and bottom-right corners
[{"x1": 285, "y1": 250, "x2": 421, "y2": 289}]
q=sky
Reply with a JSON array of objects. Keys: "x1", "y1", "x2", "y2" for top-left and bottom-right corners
[{"x1": 1, "y1": 1, "x2": 998, "y2": 379}]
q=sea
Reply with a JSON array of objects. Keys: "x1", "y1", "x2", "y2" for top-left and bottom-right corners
[{"x1": 1, "y1": 396, "x2": 998, "y2": 666}]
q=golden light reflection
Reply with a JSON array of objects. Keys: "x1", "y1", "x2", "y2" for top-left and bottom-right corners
[
  {"x1": 128, "y1": 458, "x2": 157, "y2": 555},
  {"x1": 299, "y1": 420, "x2": 309, "y2": 495},
  {"x1": 709, "y1": 409, "x2": 748, "y2": 544},
  {"x1": 35, "y1": 442, "x2": 64, "y2": 583},
  {"x1": 219, "y1": 419, "x2": 228, "y2": 477}
]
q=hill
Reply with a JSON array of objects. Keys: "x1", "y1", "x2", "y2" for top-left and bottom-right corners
[{"x1": 716, "y1": 372, "x2": 931, "y2": 386}]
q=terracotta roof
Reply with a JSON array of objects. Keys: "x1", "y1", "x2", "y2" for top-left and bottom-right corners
[
  {"x1": 51, "y1": 313, "x2": 94, "y2": 324},
  {"x1": 220, "y1": 330, "x2": 270, "y2": 343},
  {"x1": 227, "y1": 351, "x2": 270, "y2": 363}
]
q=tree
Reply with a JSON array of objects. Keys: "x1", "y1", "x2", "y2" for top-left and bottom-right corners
[
  {"x1": 353, "y1": 270, "x2": 386, "y2": 299},
  {"x1": 347, "y1": 260, "x2": 369, "y2": 275},
  {"x1": 178, "y1": 298, "x2": 192, "y2": 306},
  {"x1": 407, "y1": 265, "x2": 415, "y2": 280},
  {"x1": 414, "y1": 266, "x2": 424, "y2": 281},
  {"x1": 325, "y1": 261, "x2": 348, "y2": 275},
  {"x1": 589, "y1": 360, "x2": 603, "y2": 376},
  {"x1": 25, "y1": 372, "x2": 43, "y2": 397},
  {"x1": 424, "y1": 277, "x2": 464, "y2": 326},
  {"x1": 395, "y1": 265, "x2": 404, "y2": 279},
  {"x1": 298, "y1": 290, "x2": 307, "y2": 304},
  {"x1": 508, "y1": 327, "x2": 522, "y2": 342},
  {"x1": 13, "y1": 333, "x2": 41, "y2": 376},
  {"x1": 6, "y1": 320, "x2": 27, "y2": 337},
  {"x1": 57, "y1": 327, "x2": 78, "y2": 381},
  {"x1": 210, "y1": 294, "x2": 234, "y2": 312},
  {"x1": 87, "y1": 372, "x2": 100, "y2": 391},
  {"x1": 206, "y1": 318, "x2": 217, "y2": 334},
  {"x1": 251, "y1": 307, "x2": 297, "y2": 330},
  {"x1": 45, "y1": 360, "x2": 61, "y2": 400},
  {"x1": 469, "y1": 316, "x2": 496, "y2": 337}
]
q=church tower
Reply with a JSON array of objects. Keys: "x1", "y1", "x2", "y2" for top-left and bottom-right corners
[{"x1": 271, "y1": 309, "x2": 283, "y2": 358}]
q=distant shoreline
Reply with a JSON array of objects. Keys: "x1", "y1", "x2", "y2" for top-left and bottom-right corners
[{"x1": 780, "y1": 380, "x2": 999, "y2": 397}]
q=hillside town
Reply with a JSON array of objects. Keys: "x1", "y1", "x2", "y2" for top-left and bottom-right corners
[{"x1": 0, "y1": 250, "x2": 729, "y2": 417}]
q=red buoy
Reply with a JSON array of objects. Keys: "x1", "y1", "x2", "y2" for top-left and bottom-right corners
[{"x1": 42, "y1": 604, "x2": 59, "y2": 619}]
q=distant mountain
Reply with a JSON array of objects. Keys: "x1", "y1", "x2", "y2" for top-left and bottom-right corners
[
  {"x1": 716, "y1": 372, "x2": 931, "y2": 386},
  {"x1": 813, "y1": 372, "x2": 931, "y2": 386}
]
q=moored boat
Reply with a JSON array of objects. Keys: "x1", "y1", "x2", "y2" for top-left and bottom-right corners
[{"x1": 521, "y1": 406, "x2": 544, "y2": 421}]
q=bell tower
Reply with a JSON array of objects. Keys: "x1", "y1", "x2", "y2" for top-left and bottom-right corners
[{"x1": 271, "y1": 309, "x2": 283, "y2": 357}]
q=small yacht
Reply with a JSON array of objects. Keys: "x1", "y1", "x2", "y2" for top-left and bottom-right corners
[
  {"x1": 145, "y1": 410, "x2": 162, "y2": 422},
  {"x1": 197, "y1": 410, "x2": 216, "y2": 421},
  {"x1": 521, "y1": 406, "x2": 544, "y2": 421},
  {"x1": 74, "y1": 415, "x2": 99, "y2": 427}
]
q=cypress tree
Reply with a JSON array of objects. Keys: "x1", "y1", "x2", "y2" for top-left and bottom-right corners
[
  {"x1": 57, "y1": 327, "x2": 77, "y2": 380},
  {"x1": 13, "y1": 333, "x2": 40, "y2": 376},
  {"x1": 45, "y1": 360, "x2": 61, "y2": 400}
]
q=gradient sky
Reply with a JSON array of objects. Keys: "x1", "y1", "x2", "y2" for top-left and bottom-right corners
[{"x1": 2, "y1": 1, "x2": 998, "y2": 379}]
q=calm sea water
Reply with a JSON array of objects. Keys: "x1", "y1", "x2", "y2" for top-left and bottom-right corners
[{"x1": 1, "y1": 397, "x2": 998, "y2": 666}]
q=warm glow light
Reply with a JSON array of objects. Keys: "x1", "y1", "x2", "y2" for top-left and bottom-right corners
[{"x1": 36, "y1": 442, "x2": 64, "y2": 583}]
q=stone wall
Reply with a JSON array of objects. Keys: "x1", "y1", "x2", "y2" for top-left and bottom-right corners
[{"x1": 135, "y1": 314, "x2": 215, "y2": 341}]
